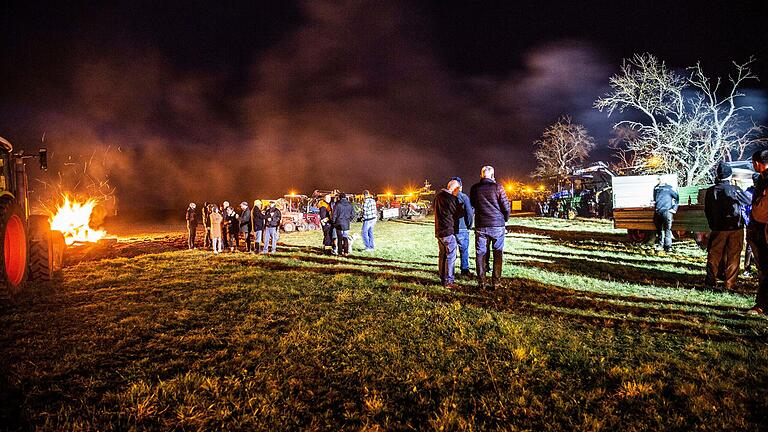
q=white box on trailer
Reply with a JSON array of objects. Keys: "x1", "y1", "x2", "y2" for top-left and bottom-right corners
[{"x1": 612, "y1": 174, "x2": 677, "y2": 209}]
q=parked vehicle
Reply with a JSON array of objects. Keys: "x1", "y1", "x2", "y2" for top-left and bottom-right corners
[{"x1": 1, "y1": 136, "x2": 65, "y2": 297}]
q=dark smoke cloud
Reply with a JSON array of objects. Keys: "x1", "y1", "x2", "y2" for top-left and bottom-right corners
[{"x1": 19, "y1": 0, "x2": 616, "y2": 213}]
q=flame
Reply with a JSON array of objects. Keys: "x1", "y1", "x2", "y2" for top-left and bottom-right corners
[{"x1": 50, "y1": 196, "x2": 107, "y2": 245}]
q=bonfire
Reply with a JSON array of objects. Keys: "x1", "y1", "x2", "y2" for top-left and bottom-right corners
[{"x1": 49, "y1": 196, "x2": 107, "y2": 245}]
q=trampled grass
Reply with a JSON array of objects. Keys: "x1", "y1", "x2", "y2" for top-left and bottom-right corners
[{"x1": 1, "y1": 217, "x2": 767, "y2": 430}]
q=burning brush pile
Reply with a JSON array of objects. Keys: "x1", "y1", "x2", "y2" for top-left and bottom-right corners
[{"x1": 49, "y1": 195, "x2": 108, "y2": 246}]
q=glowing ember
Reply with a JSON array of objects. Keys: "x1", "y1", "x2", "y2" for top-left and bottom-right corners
[{"x1": 50, "y1": 196, "x2": 107, "y2": 245}]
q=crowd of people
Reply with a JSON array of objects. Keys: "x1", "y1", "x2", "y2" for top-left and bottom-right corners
[
  {"x1": 183, "y1": 152, "x2": 768, "y2": 316},
  {"x1": 185, "y1": 190, "x2": 379, "y2": 257},
  {"x1": 186, "y1": 200, "x2": 282, "y2": 254}
]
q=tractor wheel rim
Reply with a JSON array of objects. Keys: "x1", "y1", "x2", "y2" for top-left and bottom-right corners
[{"x1": 4, "y1": 214, "x2": 27, "y2": 286}]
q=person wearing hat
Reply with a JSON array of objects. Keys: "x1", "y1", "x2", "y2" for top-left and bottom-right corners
[
  {"x1": 185, "y1": 202, "x2": 198, "y2": 250},
  {"x1": 704, "y1": 161, "x2": 751, "y2": 290},
  {"x1": 652, "y1": 176, "x2": 679, "y2": 253},
  {"x1": 747, "y1": 149, "x2": 768, "y2": 314},
  {"x1": 361, "y1": 190, "x2": 377, "y2": 251}
]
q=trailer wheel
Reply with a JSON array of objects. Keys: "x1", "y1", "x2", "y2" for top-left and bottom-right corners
[
  {"x1": 27, "y1": 215, "x2": 54, "y2": 281},
  {"x1": 1, "y1": 199, "x2": 28, "y2": 298},
  {"x1": 694, "y1": 232, "x2": 709, "y2": 249},
  {"x1": 306, "y1": 223, "x2": 318, "y2": 231},
  {"x1": 627, "y1": 229, "x2": 653, "y2": 243}
]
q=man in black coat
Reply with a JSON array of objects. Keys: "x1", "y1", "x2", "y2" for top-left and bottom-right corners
[
  {"x1": 185, "y1": 202, "x2": 198, "y2": 250},
  {"x1": 704, "y1": 162, "x2": 751, "y2": 290},
  {"x1": 202, "y1": 202, "x2": 212, "y2": 249},
  {"x1": 251, "y1": 200, "x2": 265, "y2": 253},
  {"x1": 434, "y1": 179, "x2": 463, "y2": 288},
  {"x1": 332, "y1": 193, "x2": 355, "y2": 256},
  {"x1": 238, "y1": 202, "x2": 252, "y2": 252},
  {"x1": 469, "y1": 166, "x2": 510, "y2": 290},
  {"x1": 653, "y1": 178, "x2": 679, "y2": 252}
]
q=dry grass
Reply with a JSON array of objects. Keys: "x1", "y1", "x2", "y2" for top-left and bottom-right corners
[{"x1": 1, "y1": 217, "x2": 767, "y2": 431}]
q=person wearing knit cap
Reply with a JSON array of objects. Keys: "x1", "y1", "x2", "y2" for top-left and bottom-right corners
[{"x1": 704, "y1": 161, "x2": 751, "y2": 290}]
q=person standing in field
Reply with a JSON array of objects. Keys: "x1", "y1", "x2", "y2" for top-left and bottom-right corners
[
  {"x1": 225, "y1": 206, "x2": 239, "y2": 252},
  {"x1": 332, "y1": 193, "x2": 355, "y2": 256},
  {"x1": 221, "y1": 201, "x2": 231, "y2": 250},
  {"x1": 704, "y1": 162, "x2": 751, "y2": 290},
  {"x1": 209, "y1": 205, "x2": 223, "y2": 254},
  {"x1": 652, "y1": 177, "x2": 679, "y2": 253},
  {"x1": 319, "y1": 194, "x2": 334, "y2": 254},
  {"x1": 470, "y1": 166, "x2": 510, "y2": 290},
  {"x1": 361, "y1": 190, "x2": 377, "y2": 251},
  {"x1": 262, "y1": 200, "x2": 282, "y2": 253},
  {"x1": 239, "y1": 201, "x2": 252, "y2": 252},
  {"x1": 251, "y1": 200, "x2": 265, "y2": 254},
  {"x1": 202, "y1": 202, "x2": 212, "y2": 250},
  {"x1": 451, "y1": 177, "x2": 474, "y2": 277},
  {"x1": 747, "y1": 149, "x2": 768, "y2": 315},
  {"x1": 434, "y1": 179, "x2": 463, "y2": 288},
  {"x1": 185, "y1": 202, "x2": 198, "y2": 250}
]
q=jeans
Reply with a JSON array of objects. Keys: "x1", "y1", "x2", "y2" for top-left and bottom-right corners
[
  {"x1": 654, "y1": 211, "x2": 673, "y2": 250},
  {"x1": 475, "y1": 226, "x2": 506, "y2": 285},
  {"x1": 252, "y1": 230, "x2": 263, "y2": 252},
  {"x1": 456, "y1": 229, "x2": 470, "y2": 271},
  {"x1": 362, "y1": 219, "x2": 376, "y2": 249},
  {"x1": 438, "y1": 235, "x2": 457, "y2": 285},
  {"x1": 212, "y1": 237, "x2": 222, "y2": 253},
  {"x1": 263, "y1": 227, "x2": 279, "y2": 253}
]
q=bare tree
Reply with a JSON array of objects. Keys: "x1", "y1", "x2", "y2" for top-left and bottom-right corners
[
  {"x1": 533, "y1": 116, "x2": 596, "y2": 179},
  {"x1": 595, "y1": 53, "x2": 763, "y2": 186}
]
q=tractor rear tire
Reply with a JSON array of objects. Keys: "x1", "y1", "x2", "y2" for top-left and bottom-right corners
[
  {"x1": 1, "y1": 199, "x2": 28, "y2": 298},
  {"x1": 283, "y1": 222, "x2": 295, "y2": 233},
  {"x1": 27, "y1": 215, "x2": 54, "y2": 281},
  {"x1": 627, "y1": 229, "x2": 653, "y2": 244}
]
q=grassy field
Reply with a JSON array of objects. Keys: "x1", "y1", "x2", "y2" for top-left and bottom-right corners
[{"x1": 1, "y1": 217, "x2": 767, "y2": 431}]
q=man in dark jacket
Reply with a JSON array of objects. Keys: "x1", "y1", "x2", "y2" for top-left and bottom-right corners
[
  {"x1": 318, "y1": 194, "x2": 334, "y2": 254},
  {"x1": 653, "y1": 178, "x2": 679, "y2": 252},
  {"x1": 186, "y1": 202, "x2": 198, "y2": 249},
  {"x1": 469, "y1": 166, "x2": 510, "y2": 290},
  {"x1": 747, "y1": 150, "x2": 768, "y2": 315},
  {"x1": 434, "y1": 179, "x2": 463, "y2": 288},
  {"x1": 332, "y1": 193, "x2": 355, "y2": 256},
  {"x1": 451, "y1": 177, "x2": 474, "y2": 276},
  {"x1": 251, "y1": 200, "x2": 265, "y2": 253},
  {"x1": 704, "y1": 162, "x2": 751, "y2": 290},
  {"x1": 202, "y1": 202, "x2": 212, "y2": 249},
  {"x1": 239, "y1": 202, "x2": 252, "y2": 252},
  {"x1": 262, "y1": 201, "x2": 282, "y2": 253}
]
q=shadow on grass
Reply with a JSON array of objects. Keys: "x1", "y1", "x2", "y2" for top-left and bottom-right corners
[
  {"x1": 506, "y1": 224, "x2": 629, "y2": 245},
  {"x1": 236, "y1": 253, "x2": 765, "y2": 342}
]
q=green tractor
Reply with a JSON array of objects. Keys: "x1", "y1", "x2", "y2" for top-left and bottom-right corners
[{"x1": 1, "y1": 136, "x2": 65, "y2": 298}]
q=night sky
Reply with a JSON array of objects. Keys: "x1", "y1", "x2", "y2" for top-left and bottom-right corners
[{"x1": 1, "y1": 0, "x2": 766, "y2": 210}]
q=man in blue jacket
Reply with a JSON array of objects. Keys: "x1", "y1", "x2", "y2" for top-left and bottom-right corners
[
  {"x1": 469, "y1": 166, "x2": 510, "y2": 290},
  {"x1": 451, "y1": 177, "x2": 474, "y2": 276},
  {"x1": 653, "y1": 177, "x2": 679, "y2": 252}
]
